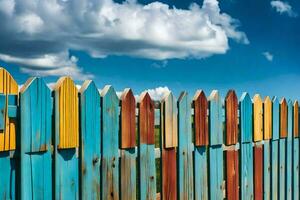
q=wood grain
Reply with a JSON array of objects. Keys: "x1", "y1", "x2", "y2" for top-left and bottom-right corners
[
  {"x1": 280, "y1": 98, "x2": 288, "y2": 138},
  {"x1": 0, "y1": 67, "x2": 18, "y2": 151},
  {"x1": 225, "y1": 90, "x2": 238, "y2": 145},
  {"x1": 226, "y1": 150, "x2": 239, "y2": 200},
  {"x1": 193, "y1": 90, "x2": 209, "y2": 146},
  {"x1": 240, "y1": 93, "x2": 253, "y2": 143},
  {"x1": 54, "y1": 76, "x2": 79, "y2": 149},
  {"x1": 208, "y1": 90, "x2": 223, "y2": 145},
  {"x1": 254, "y1": 145, "x2": 263, "y2": 200},
  {"x1": 253, "y1": 94, "x2": 263, "y2": 142},
  {"x1": 121, "y1": 88, "x2": 136, "y2": 148},
  {"x1": 264, "y1": 96, "x2": 272, "y2": 140},
  {"x1": 293, "y1": 101, "x2": 299, "y2": 137},
  {"x1": 272, "y1": 97, "x2": 280, "y2": 140}
]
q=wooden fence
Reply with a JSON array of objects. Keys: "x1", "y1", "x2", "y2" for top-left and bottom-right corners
[{"x1": 0, "y1": 66, "x2": 299, "y2": 200}]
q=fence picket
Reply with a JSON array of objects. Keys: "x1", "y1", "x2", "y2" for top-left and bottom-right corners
[
  {"x1": 120, "y1": 88, "x2": 137, "y2": 200},
  {"x1": 138, "y1": 92, "x2": 156, "y2": 200},
  {"x1": 292, "y1": 101, "x2": 299, "y2": 200},
  {"x1": 271, "y1": 97, "x2": 279, "y2": 200},
  {"x1": 178, "y1": 92, "x2": 194, "y2": 200},
  {"x1": 101, "y1": 85, "x2": 120, "y2": 200},
  {"x1": 79, "y1": 80, "x2": 101, "y2": 199},
  {"x1": 286, "y1": 100, "x2": 293, "y2": 199},
  {"x1": 279, "y1": 98, "x2": 287, "y2": 200}
]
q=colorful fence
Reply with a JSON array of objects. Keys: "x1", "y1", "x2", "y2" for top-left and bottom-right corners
[{"x1": 0, "y1": 67, "x2": 299, "y2": 200}]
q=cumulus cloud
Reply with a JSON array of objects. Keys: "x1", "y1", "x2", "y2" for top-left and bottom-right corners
[
  {"x1": 262, "y1": 52, "x2": 274, "y2": 62},
  {"x1": 271, "y1": 1, "x2": 298, "y2": 17},
  {"x1": 0, "y1": 0, "x2": 248, "y2": 79},
  {"x1": 145, "y1": 86, "x2": 171, "y2": 101}
]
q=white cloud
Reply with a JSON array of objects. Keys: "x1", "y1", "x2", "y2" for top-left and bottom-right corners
[
  {"x1": 151, "y1": 60, "x2": 168, "y2": 68},
  {"x1": 0, "y1": 0, "x2": 248, "y2": 79},
  {"x1": 271, "y1": 1, "x2": 298, "y2": 17},
  {"x1": 262, "y1": 52, "x2": 274, "y2": 62},
  {"x1": 145, "y1": 86, "x2": 171, "y2": 101}
]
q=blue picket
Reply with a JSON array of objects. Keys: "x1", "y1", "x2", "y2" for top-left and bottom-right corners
[
  {"x1": 20, "y1": 78, "x2": 52, "y2": 200},
  {"x1": 279, "y1": 139, "x2": 286, "y2": 200},
  {"x1": 101, "y1": 85, "x2": 120, "y2": 200},
  {"x1": 194, "y1": 146, "x2": 208, "y2": 200},
  {"x1": 79, "y1": 80, "x2": 101, "y2": 199},
  {"x1": 178, "y1": 92, "x2": 194, "y2": 200},
  {"x1": 264, "y1": 141, "x2": 271, "y2": 200},
  {"x1": 240, "y1": 93, "x2": 254, "y2": 199},
  {"x1": 271, "y1": 140, "x2": 279, "y2": 200},
  {"x1": 285, "y1": 100, "x2": 293, "y2": 200},
  {"x1": 292, "y1": 138, "x2": 299, "y2": 200}
]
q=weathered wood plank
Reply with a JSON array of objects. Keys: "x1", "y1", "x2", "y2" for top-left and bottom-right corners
[
  {"x1": 0, "y1": 67, "x2": 18, "y2": 200},
  {"x1": 194, "y1": 146, "x2": 208, "y2": 200},
  {"x1": 54, "y1": 77, "x2": 79, "y2": 199},
  {"x1": 286, "y1": 100, "x2": 292, "y2": 200},
  {"x1": 292, "y1": 138, "x2": 299, "y2": 200},
  {"x1": 264, "y1": 141, "x2": 271, "y2": 200},
  {"x1": 120, "y1": 88, "x2": 137, "y2": 200},
  {"x1": 279, "y1": 139, "x2": 286, "y2": 200},
  {"x1": 139, "y1": 92, "x2": 156, "y2": 200},
  {"x1": 20, "y1": 78, "x2": 52, "y2": 200},
  {"x1": 54, "y1": 77, "x2": 79, "y2": 149},
  {"x1": 271, "y1": 140, "x2": 279, "y2": 200},
  {"x1": 253, "y1": 94, "x2": 263, "y2": 142},
  {"x1": 240, "y1": 142, "x2": 254, "y2": 199},
  {"x1": 293, "y1": 101, "x2": 298, "y2": 138},
  {"x1": 101, "y1": 85, "x2": 120, "y2": 200},
  {"x1": 162, "y1": 92, "x2": 177, "y2": 148},
  {"x1": 208, "y1": 90, "x2": 222, "y2": 145},
  {"x1": 272, "y1": 97, "x2": 280, "y2": 140},
  {"x1": 178, "y1": 92, "x2": 194, "y2": 200},
  {"x1": 280, "y1": 98, "x2": 288, "y2": 138},
  {"x1": 264, "y1": 96, "x2": 272, "y2": 140},
  {"x1": 225, "y1": 90, "x2": 238, "y2": 145},
  {"x1": 121, "y1": 88, "x2": 136, "y2": 148},
  {"x1": 79, "y1": 80, "x2": 101, "y2": 199},
  {"x1": 226, "y1": 149, "x2": 239, "y2": 200},
  {"x1": 254, "y1": 145, "x2": 263, "y2": 200},
  {"x1": 193, "y1": 90, "x2": 209, "y2": 146},
  {"x1": 160, "y1": 91, "x2": 177, "y2": 200},
  {"x1": 209, "y1": 146, "x2": 224, "y2": 200},
  {"x1": 240, "y1": 93, "x2": 253, "y2": 143}
]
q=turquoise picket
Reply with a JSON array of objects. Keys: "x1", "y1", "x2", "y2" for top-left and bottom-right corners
[
  {"x1": 20, "y1": 78, "x2": 52, "y2": 200},
  {"x1": 240, "y1": 93, "x2": 254, "y2": 199},
  {"x1": 194, "y1": 147, "x2": 208, "y2": 200},
  {"x1": 293, "y1": 138, "x2": 299, "y2": 200},
  {"x1": 79, "y1": 81, "x2": 101, "y2": 199},
  {"x1": 178, "y1": 92, "x2": 194, "y2": 200},
  {"x1": 279, "y1": 139, "x2": 286, "y2": 200},
  {"x1": 271, "y1": 97, "x2": 279, "y2": 200},
  {"x1": 286, "y1": 100, "x2": 293, "y2": 200},
  {"x1": 101, "y1": 85, "x2": 120, "y2": 200},
  {"x1": 138, "y1": 92, "x2": 156, "y2": 200},
  {"x1": 208, "y1": 90, "x2": 223, "y2": 200},
  {"x1": 264, "y1": 141, "x2": 271, "y2": 200},
  {"x1": 273, "y1": 97, "x2": 280, "y2": 140}
]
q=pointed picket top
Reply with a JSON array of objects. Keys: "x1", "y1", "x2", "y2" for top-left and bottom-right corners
[
  {"x1": 240, "y1": 92, "x2": 253, "y2": 143},
  {"x1": 20, "y1": 77, "x2": 51, "y2": 152},
  {"x1": 280, "y1": 98, "x2": 288, "y2": 138},
  {"x1": 208, "y1": 90, "x2": 223, "y2": 145},
  {"x1": 193, "y1": 90, "x2": 208, "y2": 146},
  {"x1": 161, "y1": 91, "x2": 178, "y2": 148},
  {"x1": 293, "y1": 100, "x2": 299, "y2": 138},
  {"x1": 272, "y1": 96, "x2": 280, "y2": 140},
  {"x1": 253, "y1": 94, "x2": 263, "y2": 142},
  {"x1": 264, "y1": 96, "x2": 272, "y2": 140},
  {"x1": 287, "y1": 100, "x2": 293, "y2": 140},
  {"x1": 0, "y1": 67, "x2": 18, "y2": 151},
  {"x1": 120, "y1": 88, "x2": 136, "y2": 148},
  {"x1": 225, "y1": 90, "x2": 238, "y2": 145},
  {"x1": 54, "y1": 76, "x2": 79, "y2": 149},
  {"x1": 79, "y1": 80, "x2": 99, "y2": 95},
  {"x1": 139, "y1": 92, "x2": 155, "y2": 145}
]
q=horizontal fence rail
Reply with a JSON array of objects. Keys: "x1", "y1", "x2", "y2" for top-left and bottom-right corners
[{"x1": 0, "y1": 67, "x2": 299, "y2": 200}]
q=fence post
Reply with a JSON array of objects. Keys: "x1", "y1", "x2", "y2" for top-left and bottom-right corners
[
  {"x1": 292, "y1": 101, "x2": 299, "y2": 200},
  {"x1": 160, "y1": 91, "x2": 177, "y2": 200},
  {"x1": 271, "y1": 97, "x2": 280, "y2": 200},
  {"x1": 239, "y1": 92, "x2": 254, "y2": 199},
  {"x1": 225, "y1": 90, "x2": 239, "y2": 200},
  {"x1": 101, "y1": 85, "x2": 120, "y2": 200},
  {"x1": 20, "y1": 78, "x2": 52, "y2": 200},
  {"x1": 0, "y1": 68, "x2": 18, "y2": 199},
  {"x1": 286, "y1": 100, "x2": 293, "y2": 199},
  {"x1": 279, "y1": 98, "x2": 287, "y2": 200},
  {"x1": 193, "y1": 90, "x2": 209, "y2": 200},
  {"x1": 208, "y1": 90, "x2": 224, "y2": 199},
  {"x1": 178, "y1": 92, "x2": 194, "y2": 200},
  {"x1": 263, "y1": 96, "x2": 272, "y2": 200},
  {"x1": 79, "y1": 80, "x2": 101, "y2": 199},
  {"x1": 138, "y1": 92, "x2": 156, "y2": 200},
  {"x1": 120, "y1": 88, "x2": 137, "y2": 200},
  {"x1": 54, "y1": 77, "x2": 79, "y2": 199}
]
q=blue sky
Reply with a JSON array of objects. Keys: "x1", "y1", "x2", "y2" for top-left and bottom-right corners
[{"x1": 0, "y1": 0, "x2": 299, "y2": 100}]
